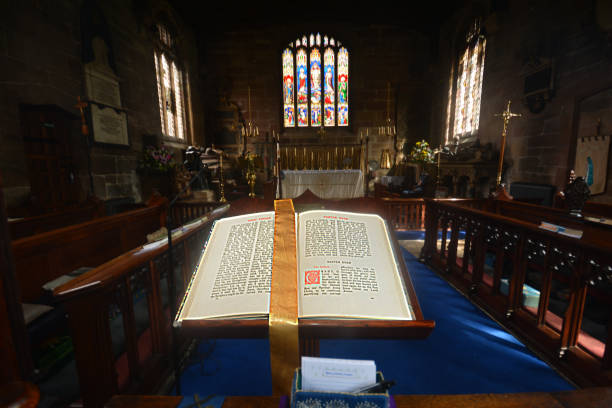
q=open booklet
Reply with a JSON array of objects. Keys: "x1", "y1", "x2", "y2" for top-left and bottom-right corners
[{"x1": 175, "y1": 209, "x2": 413, "y2": 325}]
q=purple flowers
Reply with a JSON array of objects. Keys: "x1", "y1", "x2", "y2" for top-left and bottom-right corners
[{"x1": 140, "y1": 144, "x2": 175, "y2": 172}]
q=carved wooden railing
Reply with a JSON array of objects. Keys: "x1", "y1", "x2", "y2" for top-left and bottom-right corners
[
  {"x1": 380, "y1": 198, "x2": 485, "y2": 230},
  {"x1": 172, "y1": 201, "x2": 221, "y2": 226},
  {"x1": 380, "y1": 198, "x2": 426, "y2": 230},
  {"x1": 422, "y1": 199, "x2": 612, "y2": 387},
  {"x1": 53, "y1": 205, "x2": 230, "y2": 408}
]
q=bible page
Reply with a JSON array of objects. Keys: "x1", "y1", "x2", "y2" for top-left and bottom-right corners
[
  {"x1": 175, "y1": 211, "x2": 275, "y2": 323},
  {"x1": 297, "y1": 210, "x2": 412, "y2": 320}
]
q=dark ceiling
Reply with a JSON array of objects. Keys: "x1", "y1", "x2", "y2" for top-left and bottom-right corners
[{"x1": 170, "y1": 0, "x2": 467, "y2": 37}]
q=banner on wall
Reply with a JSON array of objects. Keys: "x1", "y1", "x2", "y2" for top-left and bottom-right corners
[{"x1": 574, "y1": 135, "x2": 610, "y2": 195}]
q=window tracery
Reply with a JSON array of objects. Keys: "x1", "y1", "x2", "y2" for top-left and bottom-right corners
[
  {"x1": 154, "y1": 23, "x2": 190, "y2": 141},
  {"x1": 444, "y1": 20, "x2": 486, "y2": 144},
  {"x1": 283, "y1": 33, "x2": 349, "y2": 128}
]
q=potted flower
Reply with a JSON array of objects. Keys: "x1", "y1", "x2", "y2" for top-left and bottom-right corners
[
  {"x1": 407, "y1": 140, "x2": 438, "y2": 191},
  {"x1": 408, "y1": 140, "x2": 435, "y2": 164},
  {"x1": 138, "y1": 144, "x2": 176, "y2": 199}
]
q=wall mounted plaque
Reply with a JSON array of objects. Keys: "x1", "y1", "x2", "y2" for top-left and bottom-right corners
[{"x1": 90, "y1": 103, "x2": 129, "y2": 147}]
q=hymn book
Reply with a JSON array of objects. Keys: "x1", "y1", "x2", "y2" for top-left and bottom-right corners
[{"x1": 174, "y1": 209, "x2": 413, "y2": 325}]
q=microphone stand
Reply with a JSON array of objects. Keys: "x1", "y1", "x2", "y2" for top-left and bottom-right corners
[{"x1": 167, "y1": 167, "x2": 207, "y2": 396}]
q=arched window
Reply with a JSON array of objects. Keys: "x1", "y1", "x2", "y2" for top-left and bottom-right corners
[
  {"x1": 153, "y1": 23, "x2": 191, "y2": 141},
  {"x1": 444, "y1": 20, "x2": 486, "y2": 144},
  {"x1": 283, "y1": 33, "x2": 349, "y2": 128}
]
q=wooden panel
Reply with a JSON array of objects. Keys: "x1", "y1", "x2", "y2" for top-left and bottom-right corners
[
  {"x1": 105, "y1": 395, "x2": 183, "y2": 408},
  {"x1": 20, "y1": 105, "x2": 81, "y2": 213},
  {"x1": 0, "y1": 174, "x2": 32, "y2": 380}
]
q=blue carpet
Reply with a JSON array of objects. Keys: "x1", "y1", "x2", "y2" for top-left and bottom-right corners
[
  {"x1": 178, "y1": 247, "x2": 573, "y2": 397},
  {"x1": 395, "y1": 230, "x2": 426, "y2": 240}
]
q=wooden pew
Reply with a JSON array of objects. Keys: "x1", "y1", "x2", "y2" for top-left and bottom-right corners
[
  {"x1": 553, "y1": 195, "x2": 612, "y2": 219},
  {"x1": 8, "y1": 197, "x2": 106, "y2": 240},
  {"x1": 11, "y1": 196, "x2": 168, "y2": 303},
  {"x1": 422, "y1": 198, "x2": 612, "y2": 388},
  {"x1": 52, "y1": 202, "x2": 231, "y2": 408}
]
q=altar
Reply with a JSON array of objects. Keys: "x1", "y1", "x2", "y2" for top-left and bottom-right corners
[{"x1": 281, "y1": 169, "x2": 364, "y2": 199}]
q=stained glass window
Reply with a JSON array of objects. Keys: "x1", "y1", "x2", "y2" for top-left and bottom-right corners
[
  {"x1": 444, "y1": 21, "x2": 486, "y2": 143},
  {"x1": 154, "y1": 23, "x2": 191, "y2": 141},
  {"x1": 323, "y1": 48, "x2": 335, "y2": 126},
  {"x1": 337, "y1": 47, "x2": 349, "y2": 126},
  {"x1": 282, "y1": 33, "x2": 348, "y2": 128},
  {"x1": 283, "y1": 49, "x2": 295, "y2": 127},
  {"x1": 310, "y1": 48, "x2": 321, "y2": 126}
]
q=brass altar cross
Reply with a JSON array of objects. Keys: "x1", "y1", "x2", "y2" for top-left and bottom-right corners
[
  {"x1": 75, "y1": 96, "x2": 89, "y2": 136},
  {"x1": 494, "y1": 100, "x2": 521, "y2": 186},
  {"x1": 317, "y1": 124, "x2": 326, "y2": 138}
]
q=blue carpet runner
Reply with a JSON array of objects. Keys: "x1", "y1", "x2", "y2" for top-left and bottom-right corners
[{"x1": 178, "y1": 245, "x2": 573, "y2": 399}]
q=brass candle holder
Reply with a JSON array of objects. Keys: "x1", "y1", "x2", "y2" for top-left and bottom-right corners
[
  {"x1": 241, "y1": 86, "x2": 259, "y2": 155},
  {"x1": 246, "y1": 153, "x2": 257, "y2": 198},
  {"x1": 219, "y1": 154, "x2": 227, "y2": 203}
]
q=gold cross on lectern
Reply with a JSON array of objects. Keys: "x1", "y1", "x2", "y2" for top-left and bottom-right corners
[{"x1": 494, "y1": 100, "x2": 521, "y2": 186}]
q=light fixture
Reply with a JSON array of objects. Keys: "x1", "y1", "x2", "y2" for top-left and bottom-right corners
[
  {"x1": 378, "y1": 82, "x2": 397, "y2": 165},
  {"x1": 241, "y1": 85, "x2": 259, "y2": 154},
  {"x1": 378, "y1": 82, "x2": 396, "y2": 137}
]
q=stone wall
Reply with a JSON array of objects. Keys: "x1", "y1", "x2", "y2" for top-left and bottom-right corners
[
  {"x1": 434, "y1": 0, "x2": 612, "y2": 203},
  {"x1": 0, "y1": 0, "x2": 204, "y2": 211},
  {"x1": 201, "y1": 23, "x2": 434, "y2": 182}
]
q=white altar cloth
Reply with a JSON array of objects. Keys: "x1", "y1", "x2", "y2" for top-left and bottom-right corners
[{"x1": 281, "y1": 170, "x2": 364, "y2": 199}]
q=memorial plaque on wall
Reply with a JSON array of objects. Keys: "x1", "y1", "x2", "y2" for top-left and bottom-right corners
[
  {"x1": 90, "y1": 103, "x2": 129, "y2": 146},
  {"x1": 84, "y1": 65, "x2": 122, "y2": 109}
]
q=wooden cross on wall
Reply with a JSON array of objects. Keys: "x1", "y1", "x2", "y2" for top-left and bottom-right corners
[{"x1": 75, "y1": 96, "x2": 89, "y2": 136}]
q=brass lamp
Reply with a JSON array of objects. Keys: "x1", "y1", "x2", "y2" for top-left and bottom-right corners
[
  {"x1": 379, "y1": 149, "x2": 392, "y2": 169},
  {"x1": 378, "y1": 82, "x2": 397, "y2": 164},
  {"x1": 241, "y1": 85, "x2": 259, "y2": 155}
]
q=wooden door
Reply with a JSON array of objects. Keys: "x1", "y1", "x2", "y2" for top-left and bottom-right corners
[{"x1": 20, "y1": 105, "x2": 81, "y2": 213}]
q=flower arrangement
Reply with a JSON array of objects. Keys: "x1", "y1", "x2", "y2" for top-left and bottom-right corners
[
  {"x1": 139, "y1": 144, "x2": 176, "y2": 173},
  {"x1": 409, "y1": 140, "x2": 435, "y2": 164}
]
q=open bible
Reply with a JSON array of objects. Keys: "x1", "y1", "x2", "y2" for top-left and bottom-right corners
[{"x1": 175, "y1": 209, "x2": 413, "y2": 325}]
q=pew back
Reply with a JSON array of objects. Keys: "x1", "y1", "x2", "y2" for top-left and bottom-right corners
[
  {"x1": 8, "y1": 199, "x2": 106, "y2": 240},
  {"x1": 12, "y1": 202, "x2": 167, "y2": 303}
]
